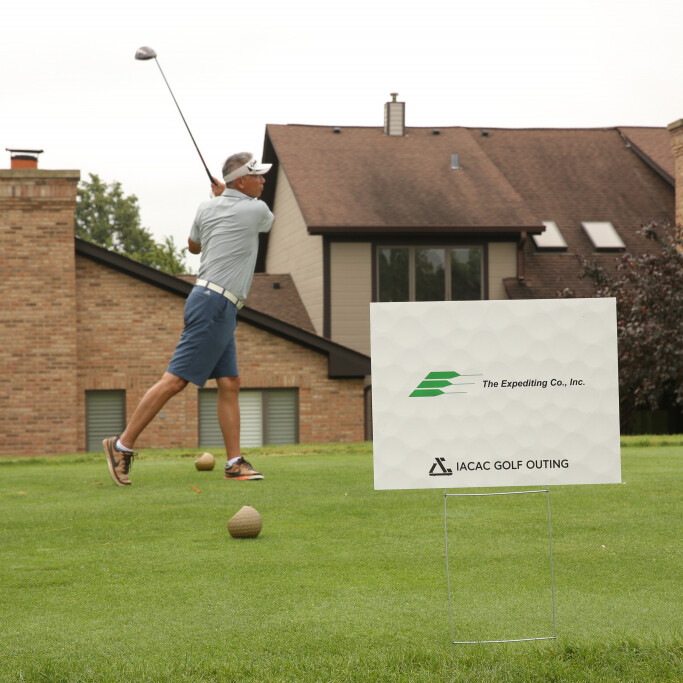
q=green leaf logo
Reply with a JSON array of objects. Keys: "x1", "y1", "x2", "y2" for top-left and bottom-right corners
[{"x1": 409, "y1": 371, "x2": 481, "y2": 397}]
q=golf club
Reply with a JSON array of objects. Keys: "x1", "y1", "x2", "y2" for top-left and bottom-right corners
[{"x1": 135, "y1": 46, "x2": 216, "y2": 184}]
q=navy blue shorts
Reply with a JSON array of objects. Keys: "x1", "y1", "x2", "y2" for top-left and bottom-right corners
[{"x1": 167, "y1": 286, "x2": 238, "y2": 386}]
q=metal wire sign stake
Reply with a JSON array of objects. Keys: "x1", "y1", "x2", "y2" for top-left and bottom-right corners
[{"x1": 444, "y1": 487, "x2": 557, "y2": 645}]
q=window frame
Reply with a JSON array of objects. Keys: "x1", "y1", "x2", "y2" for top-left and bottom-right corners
[
  {"x1": 373, "y1": 241, "x2": 488, "y2": 302},
  {"x1": 197, "y1": 387, "x2": 300, "y2": 448},
  {"x1": 261, "y1": 388, "x2": 300, "y2": 446}
]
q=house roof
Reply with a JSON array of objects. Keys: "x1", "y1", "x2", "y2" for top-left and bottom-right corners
[
  {"x1": 263, "y1": 123, "x2": 675, "y2": 299},
  {"x1": 244, "y1": 274, "x2": 315, "y2": 332},
  {"x1": 264, "y1": 124, "x2": 544, "y2": 234},
  {"x1": 618, "y1": 126, "x2": 675, "y2": 184},
  {"x1": 75, "y1": 238, "x2": 368, "y2": 377},
  {"x1": 477, "y1": 127, "x2": 674, "y2": 297}
]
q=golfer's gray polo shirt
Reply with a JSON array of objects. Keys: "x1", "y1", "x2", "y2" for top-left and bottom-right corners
[{"x1": 190, "y1": 188, "x2": 273, "y2": 301}]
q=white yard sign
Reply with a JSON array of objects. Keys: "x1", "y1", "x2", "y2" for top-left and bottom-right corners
[{"x1": 371, "y1": 299, "x2": 621, "y2": 490}]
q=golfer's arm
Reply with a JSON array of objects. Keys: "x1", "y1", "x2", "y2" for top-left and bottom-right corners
[{"x1": 188, "y1": 238, "x2": 201, "y2": 254}]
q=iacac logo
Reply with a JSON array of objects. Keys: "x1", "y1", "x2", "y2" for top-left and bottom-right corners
[
  {"x1": 409, "y1": 371, "x2": 482, "y2": 397},
  {"x1": 429, "y1": 457, "x2": 453, "y2": 476}
]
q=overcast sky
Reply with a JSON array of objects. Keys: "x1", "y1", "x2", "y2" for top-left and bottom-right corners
[{"x1": 4, "y1": 0, "x2": 683, "y2": 272}]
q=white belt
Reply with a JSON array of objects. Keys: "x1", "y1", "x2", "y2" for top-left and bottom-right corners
[{"x1": 195, "y1": 279, "x2": 244, "y2": 309}]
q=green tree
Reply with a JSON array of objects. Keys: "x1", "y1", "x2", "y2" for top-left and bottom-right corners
[
  {"x1": 75, "y1": 173, "x2": 187, "y2": 274},
  {"x1": 560, "y1": 222, "x2": 683, "y2": 431}
]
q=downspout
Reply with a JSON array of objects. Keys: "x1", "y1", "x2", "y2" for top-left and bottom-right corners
[{"x1": 517, "y1": 231, "x2": 527, "y2": 282}]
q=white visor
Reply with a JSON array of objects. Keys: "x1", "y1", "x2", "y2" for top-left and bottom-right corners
[{"x1": 223, "y1": 157, "x2": 272, "y2": 183}]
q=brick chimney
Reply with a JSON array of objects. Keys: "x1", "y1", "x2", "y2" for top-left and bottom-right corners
[
  {"x1": 667, "y1": 120, "x2": 683, "y2": 227},
  {"x1": 6, "y1": 148, "x2": 44, "y2": 169},
  {"x1": 384, "y1": 93, "x2": 405, "y2": 136},
  {"x1": 0, "y1": 165, "x2": 81, "y2": 455}
]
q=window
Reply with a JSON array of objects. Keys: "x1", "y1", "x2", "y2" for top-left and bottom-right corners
[
  {"x1": 451, "y1": 247, "x2": 484, "y2": 300},
  {"x1": 581, "y1": 221, "x2": 625, "y2": 251},
  {"x1": 533, "y1": 221, "x2": 568, "y2": 251},
  {"x1": 198, "y1": 389, "x2": 299, "y2": 448},
  {"x1": 378, "y1": 246, "x2": 483, "y2": 302},
  {"x1": 378, "y1": 247, "x2": 409, "y2": 302},
  {"x1": 239, "y1": 391, "x2": 264, "y2": 448},
  {"x1": 86, "y1": 391, "x2": 125, "y2": 453}
]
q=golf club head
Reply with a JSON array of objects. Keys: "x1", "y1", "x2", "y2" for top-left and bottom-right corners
[{"x1": 135, "y1": 46, "x2": 157, "y2": 61}]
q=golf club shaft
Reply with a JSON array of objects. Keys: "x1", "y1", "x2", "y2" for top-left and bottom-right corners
[{"x1": 154, "y1": 60, "x2": 215, "y2": 184}]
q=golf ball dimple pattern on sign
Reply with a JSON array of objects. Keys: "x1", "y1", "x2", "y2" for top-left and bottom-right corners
[{"x1": 371, "y1": 299, "x2": 622, "y2": 490}]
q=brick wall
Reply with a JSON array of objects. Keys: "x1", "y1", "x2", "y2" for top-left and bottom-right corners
[
  {"x1": 76, "y1": 258, "x2": 365, "y2": 452},
  {"x1": 1, "y1": 169, "x2": 365, "y2": 456},
  {"x1": 237, "y1": 324, "x2": 365, "y2": 443},
  {"x1": 75, "y1": 256, "x2": 190, "y2": 451},
  {"x1": 0, "y1": 170, "x2": 80, "y2": 456}
]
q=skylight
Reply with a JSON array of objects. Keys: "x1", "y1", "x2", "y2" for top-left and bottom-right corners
[
  {"x1": 581, "y1": 222, "x2": 625, "y2": 250},
  {"x1": 533, "y1": 221, "x2": 567, "y2": 250}
]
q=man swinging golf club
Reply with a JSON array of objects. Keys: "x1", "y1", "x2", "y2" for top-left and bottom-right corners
[{"x1": 103, "y1": 152, "x2": 273, "y2": 485}]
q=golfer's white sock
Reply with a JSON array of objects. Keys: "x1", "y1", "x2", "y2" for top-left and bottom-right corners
[
  {"x1": 116, "y1": 439, "x2": 133, "y2": 453},
  {"x1": 227, "y1": 456, "x2": 241, "y2": 467}
]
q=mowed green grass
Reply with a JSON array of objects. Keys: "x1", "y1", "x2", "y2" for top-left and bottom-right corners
[{"x1": 0, "y1": 439, "x2": 681, "y2": 682}]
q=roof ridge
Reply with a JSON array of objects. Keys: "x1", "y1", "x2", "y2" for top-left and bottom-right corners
[{"x1": 267, "y1": 123, "x2": 667, "y2": 133}]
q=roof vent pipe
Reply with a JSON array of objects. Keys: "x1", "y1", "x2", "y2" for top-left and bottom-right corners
[{"x1": 384, "y1": 93, "x2": 405, "y2": 136}]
